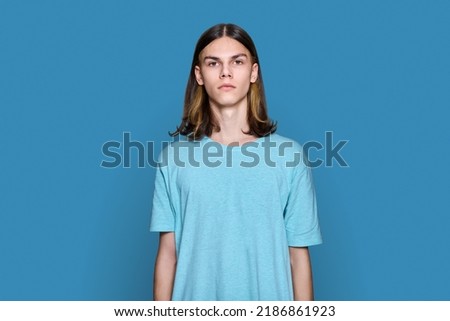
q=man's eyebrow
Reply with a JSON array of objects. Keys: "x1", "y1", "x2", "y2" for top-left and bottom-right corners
[
  {"x1": 203, "y1": 53, "x2": 248, "y2": 61},
  {"x1": 231, "y1": 53, "x2": 248, "y2": 60},
  {"x1": 203, "y1": 56, "x2": 219, "y2": 61}
]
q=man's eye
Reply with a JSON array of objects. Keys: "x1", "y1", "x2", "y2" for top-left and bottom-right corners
[
  {"x1": 208, "y1": 61, "x2": 218, "y2": 67},
  {"x1": 234, "y1": 60, "x2": 243, "y2": 65}
]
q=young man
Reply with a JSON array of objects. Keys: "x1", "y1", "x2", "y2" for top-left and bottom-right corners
[{"x1": 150, "y1": 23, "x2": 322, "y2": 301}]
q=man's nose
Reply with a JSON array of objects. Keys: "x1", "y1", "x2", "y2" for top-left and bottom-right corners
[{"x1": 220, "y1": 65, "x2": 232, "y2": 79}]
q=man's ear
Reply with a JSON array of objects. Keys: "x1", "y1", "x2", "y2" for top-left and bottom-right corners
[
  {"x1": 194, "y1": 66, "x2": 204, "y2": 85},
  {"x1": 250, "y1": 63, "x2": 259, "y2": 83}
]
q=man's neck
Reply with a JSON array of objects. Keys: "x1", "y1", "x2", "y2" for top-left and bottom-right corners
[{"x1": 209, "y1": 100, "x2": 257, "y2": 146}]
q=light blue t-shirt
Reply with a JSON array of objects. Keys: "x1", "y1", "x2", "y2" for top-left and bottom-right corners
[{"x1": 150, "y1": 133, "x2": 322, "y2": 300}]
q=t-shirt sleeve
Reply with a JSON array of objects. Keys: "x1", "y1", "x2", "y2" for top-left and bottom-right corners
[
  {"x1": 149, "y1": 151, "x2": 175, "y2": 232},
  {"x1": 283, "y1": 161, "x2": 323, "y2": 247}
]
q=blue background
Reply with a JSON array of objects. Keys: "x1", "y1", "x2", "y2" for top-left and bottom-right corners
[{"x1": 1, "y1": 0, "x2": 449, "y2": 300}]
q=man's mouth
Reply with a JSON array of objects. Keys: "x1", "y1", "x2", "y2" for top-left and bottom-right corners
[{"x1": 219, "y1": 84, "x2": 236, "y2": 90}]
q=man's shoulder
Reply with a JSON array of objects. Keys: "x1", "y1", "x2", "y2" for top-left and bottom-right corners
[
  {"x1": 155, "y1": 136, "x2": 202, "y2": 164},
  {"x1": 160, "y1": 136, "x2": 202, "y2": 151},
  {"x1": 264, "y1": 133, "x2": 303, "y2": 151}
]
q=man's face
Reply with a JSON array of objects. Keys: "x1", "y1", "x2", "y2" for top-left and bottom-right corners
[{"x1": 195, "y1": 37, "x2": 258, "y2": 109}]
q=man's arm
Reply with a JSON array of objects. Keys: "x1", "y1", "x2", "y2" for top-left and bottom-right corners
[
  {"x1": 153, "y1": 232, "x2": 177, "y2": 300},
  {"x1": 289, "y1": 246, "x2": 314, "y2": 300}
]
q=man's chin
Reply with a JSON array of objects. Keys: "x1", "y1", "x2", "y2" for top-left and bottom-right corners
[{"x1": 209, "y1": 98, "x2": 247, "y2": 109}]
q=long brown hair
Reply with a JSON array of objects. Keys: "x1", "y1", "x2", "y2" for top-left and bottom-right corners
[{"x1": 170, "y1": 23, "x2": 277, "y2": 140}]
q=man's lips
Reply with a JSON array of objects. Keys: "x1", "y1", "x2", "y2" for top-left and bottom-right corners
[{"x1": 218, "y1": 84, "x2": 236, "y2": 90}]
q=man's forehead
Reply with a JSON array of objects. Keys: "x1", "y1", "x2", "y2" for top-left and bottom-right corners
[{"x1": 200, "y1": 37, "x2": 250, "y2": 59}]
